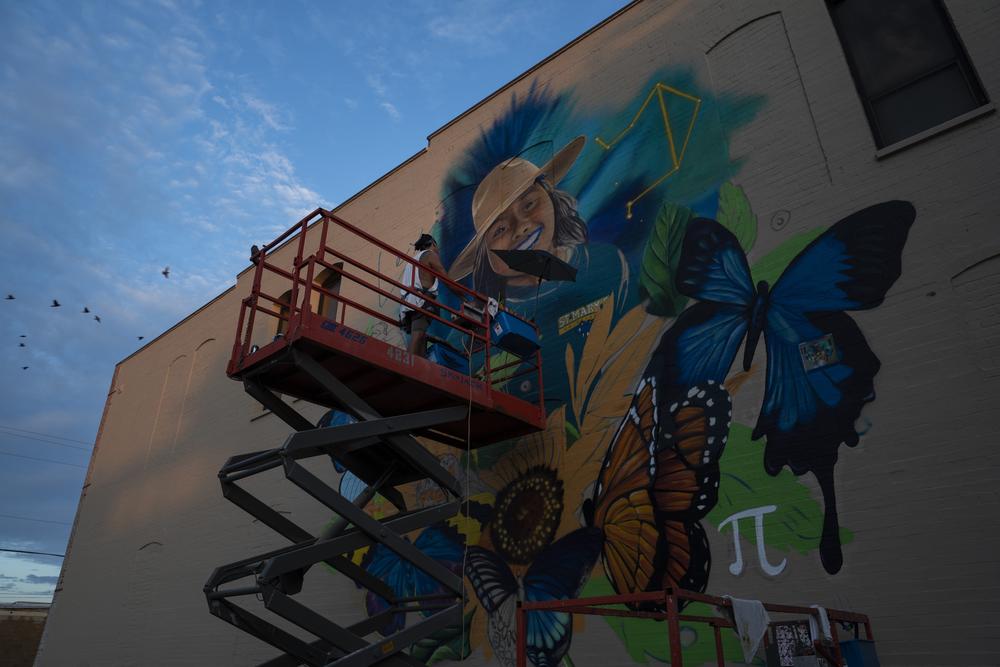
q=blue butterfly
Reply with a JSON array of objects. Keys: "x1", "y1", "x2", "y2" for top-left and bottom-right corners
[
  {"x1": 465, "y1": 527, "x2": 602, "y2": 667},
  {"x1": 651, "y1": 201, "x2": 914, "y2": 573},
  {"x1": 361, "y1": 522, "x2": 465, "y2": 636},
  {"x1": 317, "y1": 410, "x2": 368, "y2": 502}
]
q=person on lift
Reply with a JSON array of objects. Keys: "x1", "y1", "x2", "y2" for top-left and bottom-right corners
[{"x1": 400, "y1": 233, "x2": 447, "y2": 358}]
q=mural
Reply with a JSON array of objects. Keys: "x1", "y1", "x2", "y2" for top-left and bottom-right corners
[{"x1": 327, "y1": 73, "x2": 913, "y2": 666}]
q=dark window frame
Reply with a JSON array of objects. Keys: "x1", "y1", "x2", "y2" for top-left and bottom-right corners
[{"x1": 828, "y1": 0, "x2": 989, "y2": 148}]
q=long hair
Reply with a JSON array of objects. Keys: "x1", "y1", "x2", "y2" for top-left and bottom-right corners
[{"x1": 472, "y1": 176, "x2": 588, "y2": 299}]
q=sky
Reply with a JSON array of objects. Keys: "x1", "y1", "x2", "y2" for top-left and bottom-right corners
[{"x1": 0, "y1": 0, "x2": 631, "y2": 604}]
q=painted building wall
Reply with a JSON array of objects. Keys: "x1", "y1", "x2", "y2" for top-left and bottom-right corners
[{"x1": 38, "y1": 1, "x2": 1000, "y2": 665}]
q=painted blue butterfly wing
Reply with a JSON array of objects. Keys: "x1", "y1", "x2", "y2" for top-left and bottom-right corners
[
  {"x1": 522, "y1": 527, "x2": 603, "y2": 667},
  {"x1": 650, "y1": 301, "x2": 748, "y2": 391},
  {"x1": 756, "y1": 200, "x2": 914, "y2": 575},
  {"x1": 465, "y1": 546, "x2": 517, "y2": 615},
  {"x1": 318, "y1": 409, "x2": 357, "y2": 474},
  {"x1": 770, "y1": 200, "x2": 915, "y2": 312},
  {"x1": 360, "y1": 523, "x2": 462, "y2": 636},
  {"x1": 675, "y1": 217, "x2": 755, "y2": 305},
  {"x1": 339, "y1": 471, "x2": 366, "y2": 503},
  {"x1": 464, "y1": 546, "x2": 519, "y2": 667},
  {"x1": 361, "y1": 542, "x2": 412, "y2": 636},
  {"x1": 649, "y1": 218, "x2": 752, "y2": 392},
  {"x1": 411, "y1": 523, "x2": 465, "y2": 616},
  {"x1": 755, "y1": 309, "x2": 881, "y2": 574}
]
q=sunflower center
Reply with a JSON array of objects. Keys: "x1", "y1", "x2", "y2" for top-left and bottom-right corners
[{"x1": 491, "y1": 466, "x2": 563, "y2": 564}]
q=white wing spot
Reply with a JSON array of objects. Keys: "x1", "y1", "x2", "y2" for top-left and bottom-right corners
[
  {"x1": 706, "y1": 399, "x2": 714, "y2": 407},
  {"x1": 687, "y1": 386, "x2": 700, "y2": 398}
]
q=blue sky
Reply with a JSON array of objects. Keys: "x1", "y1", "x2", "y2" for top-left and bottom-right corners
[{"x1": 0, "y1": 0, "x2": 630, "y2": 603}]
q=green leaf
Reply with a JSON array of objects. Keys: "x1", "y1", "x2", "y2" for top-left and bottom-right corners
[
  {"x1": 409, "y1": 609, "x2": 474, "y2": 664},
  {"x1": 565, "y1": 420, "x2": 580, "y2": 446},
  {"x1": 706, "y1": 424, "x2": 854, "y2": 554},
  {"x1": 480, "y1": 350, "x2": 520, "y2": 389},
  {"x1": 579, "y1": 576, "x2": 747, "y2": 664},
  {"x1": 717, "y1": 182, "x2": 757, "y2": 252},
  {"x1": 639, "y1": 202, "x2": 693, "y2": 316},
  {"x1": 749, "y1": 227, "x2": 824, "y2": 286}
]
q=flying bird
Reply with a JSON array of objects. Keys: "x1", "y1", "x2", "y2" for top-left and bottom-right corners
[
  {"x1": 19, "y1": 342, "x2": 26, "y2": 348},
  {"x1": 4, "y1": 294, "x2": 13, "y2": 300},
  {"x1": 137, "y1": 336, "x2": 145, "y2": 341},
  {"x1": 161, "y1": 266, "x2": 170, "y2": 278},
  {"x1": 19, "y1": 335, "x2": 26, "y2": 338},
  {"x1": 82, "y1": 306, "x2": 90, "y2": 313},
  {"x1": 50, "y1": 299, "x2": 61, "y2": 307},
  {"x1": 94, "y1": 315, "x2": 101, "y2": 323},
  {"x1": 21, "y1": 366, "x2": 28, "y2": 370}
]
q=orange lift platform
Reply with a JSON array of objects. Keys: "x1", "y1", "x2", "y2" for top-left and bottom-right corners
[
  {"x1": 517, "y1": 589, "x2": 878, "y2": 667},
  {"x1": 205, "y1": 209, "x2": 546, "y2": 667}
]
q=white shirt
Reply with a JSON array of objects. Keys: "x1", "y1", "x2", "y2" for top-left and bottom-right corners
[{"x1": 400, "y1": 249, "x2": 439, "y2": 315}]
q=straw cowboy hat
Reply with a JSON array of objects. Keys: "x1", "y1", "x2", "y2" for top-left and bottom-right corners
[{"x1": 448, "y1": 135, "x2": 586, "y2": 281}]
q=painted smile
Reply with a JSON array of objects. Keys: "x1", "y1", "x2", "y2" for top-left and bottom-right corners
[{"x1": 514, "y1": 227, "x2": 542, "y2": 251}]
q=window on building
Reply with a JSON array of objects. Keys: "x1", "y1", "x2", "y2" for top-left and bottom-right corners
[
  {"x1": 315, "y1": 263, "x2": 344, "y2": 322},
  {"x1": 828, "y1": 0, "x2": 989, "y2": 148},
  {"x1": 275, "y1": 289, "x2": 292, "y2": 336}
]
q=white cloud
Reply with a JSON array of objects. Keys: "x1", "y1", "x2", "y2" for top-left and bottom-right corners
[
  {"x1": 365, "y1": 72, "x2": 388, "y2": 98},
  {"x1": 380, "y1": 101, "x2": 401, "y2": 121},
  {"x1": 426, "y1": 1, "x2": 541, "y2": 51},
  {"x1": 243, "y1": 94, "x2": 291, "y2": 131}
]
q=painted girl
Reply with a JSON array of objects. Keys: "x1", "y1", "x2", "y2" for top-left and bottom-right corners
[{"x1": 446, "y1": 136, "x2": 590, "y2": 299}]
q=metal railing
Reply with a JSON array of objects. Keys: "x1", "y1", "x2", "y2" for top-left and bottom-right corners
[
  {"x1": 517, "y1": 588, "x2": 874, "y2": 667},
  {"x1": 228, "y1": 208, "x2": 544, "y2": 405}
]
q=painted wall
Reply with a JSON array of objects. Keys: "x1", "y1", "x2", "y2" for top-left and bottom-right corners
[{"x1": 38, "y1": 1, "x2": 1000, "y2": 666}]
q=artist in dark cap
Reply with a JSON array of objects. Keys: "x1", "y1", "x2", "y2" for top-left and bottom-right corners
[{"x1": 399, "y1": 233, "x2": 446, "y2": 357}]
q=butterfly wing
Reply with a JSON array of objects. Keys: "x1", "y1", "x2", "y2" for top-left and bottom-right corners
[
  {"x1": 649, "y1": 217, "x2": 754, "y2": 390},
  {"x1": 658, "y1": 519, "x2": 711, "y2": 602},
  {"x1": 465, "y1": 546, "x2": 517, "y2": 614},
  {"x1": 759, "y1": 200, "x2": 914, "y2": 443},
  {"x1": 361, "y1": 543, "x2": 410, "y2": 636},
  {"x1": 756, "y1": 309, "x2": 880, "y2": 574},
  {"x1": 770, "y1": 201, "x2": 915, "y2": 313},
  {"x1": 465, "y1": 546, "x2": 518, "y2": 667},
  {"x1": 589, "y1": 378, "x2": 659, "y2": 601},
  {"x1": 758, "y1": 202, "x2": 913, "y2": 574},
  {"x1": 522, "y1": 527, "x2": 603, "y2": 667},
  {"x1": 675, "y1": 218, "x2": 755, "y2": 305},
  {"x1": 654, "y1": 383, "x2": 732, "y2": 521},
  {"x1": 339, "y1": 470, "x2": 367, "y2": 503},
  {"x1": 411, "y1": 523, "x2": 465, "y2": 616},
  {"x1": 651, "y1": 301, "x2": 749, "y2": 391}
]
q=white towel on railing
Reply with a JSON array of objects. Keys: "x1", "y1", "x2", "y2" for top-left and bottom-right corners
[
  {"x1": 809, "y1": 605, "x2": 833, "y2": 642},
  {"x1": 721, "y1": 595, "x2": 771, "y2": 662}
]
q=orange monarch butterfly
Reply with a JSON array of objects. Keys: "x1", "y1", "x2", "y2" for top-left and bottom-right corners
[{"x1": 583, "y1": 378, "x2": 731, "y2": 609}]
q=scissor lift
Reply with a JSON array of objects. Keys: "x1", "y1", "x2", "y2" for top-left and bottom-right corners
[{"x1": 204, "y1": 209, "x2": 545, "y2": 667}]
